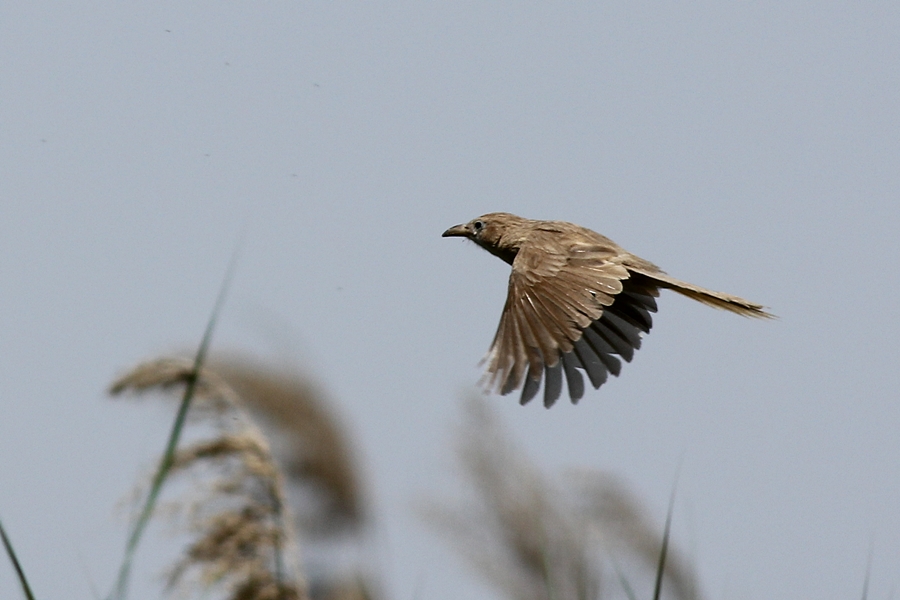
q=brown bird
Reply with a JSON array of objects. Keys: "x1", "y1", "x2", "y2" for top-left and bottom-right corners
[{"x1": 443, "y1": 212, "x2": 772, "y2": 407}]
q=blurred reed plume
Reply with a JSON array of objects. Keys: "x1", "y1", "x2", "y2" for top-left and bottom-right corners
[
  {"x1": 111, "y1": 355, "x2": 378, "y2": 600},
  {"x1": 111, "y1": 357, "x2": 308, "y2": 600},
  {"x1": 425, "y1": 398, "x2": 702, "y2": 600},
  {"x1": 108, "y1": 354, "x2": 698, "y2": 600},
  {"x1": 207, "y1": 356, "x2": 365, "y2": 535},
  {"x1": 208, "y1": 356, "x2": 378, "y2": 600}
]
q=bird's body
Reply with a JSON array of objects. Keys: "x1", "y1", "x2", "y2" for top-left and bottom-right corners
[{"x1": 443, "y1": 212, "x2": 771, "y2": 407}]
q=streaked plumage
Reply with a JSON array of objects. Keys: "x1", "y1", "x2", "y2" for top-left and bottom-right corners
[{"x1": 443, "y1": 212, "x2": 772, "y2": 407}]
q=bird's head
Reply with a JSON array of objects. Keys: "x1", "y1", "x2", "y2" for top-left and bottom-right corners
[{"x1": 442, "y1": 212, "x2": 529, "y2": 264}]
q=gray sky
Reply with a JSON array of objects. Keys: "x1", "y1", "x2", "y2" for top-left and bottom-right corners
[{"x1": 2, "y1": 2, "x2": 899, "y2": 598}]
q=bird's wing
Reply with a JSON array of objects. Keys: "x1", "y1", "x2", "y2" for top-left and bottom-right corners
[{"x1": 483, "y1": 233, "x2": 659, "y2": 407}]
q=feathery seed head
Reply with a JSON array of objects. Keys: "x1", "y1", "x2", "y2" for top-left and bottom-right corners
[{"x1": 111, "y1": 357, "x2": 308, "y2": 600}]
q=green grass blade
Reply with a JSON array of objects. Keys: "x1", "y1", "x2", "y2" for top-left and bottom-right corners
[
  {"x1": 861, "y1": 541, "x2": 873, "y2": 600},
  {"x1": 609, "y1": 556, "x2": 639, "y2": 600},
  {"x1": 652, "y1": 485, "x2": 677, "y2": 600},
  {"x1": 108, "y1": 244, "x2": 241, "y2": 600},
  {"x1": 0, "y1": 516, "x2": 37, "y2": 600}
]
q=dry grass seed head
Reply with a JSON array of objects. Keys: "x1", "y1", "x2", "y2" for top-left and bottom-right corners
[
  {"x1": 568, "y1": 472, "x2": 701, "y2": 600},
  {"x1": 208, "y1": 357, "x2": 366, "y2": 534},
  {"x1": 424, "y1": 398, "x2": 598, "y2": 600},
  {"x1": 111, "y1": 357, "x2": 307, "y2": 600},
  {"x1": 427, "y1": 397, "x2": 702, "y2": 600},
  {"x1": 206, "y1": 357, "x2": 385, "y2": 600}
]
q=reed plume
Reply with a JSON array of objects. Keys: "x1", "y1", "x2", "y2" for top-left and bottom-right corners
[
  {"x1": 425, "y1": 398, "x2": 702, "y2": 600},
  {"x1": 111, "y1": 357, "x2": 308, "y2": 600},
  {"x1": 112, "y1": 353, "x2": 378, "y2": 600},
  {"x1": 208, "y1": 356, "x2": 366, "y2": 534},
  {"x1": 208, "y1": 356, "x2": 379, "y2": 600}
]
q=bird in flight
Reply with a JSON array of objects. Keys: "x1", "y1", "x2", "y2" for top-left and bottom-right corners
[{"x1": 443, "y1": 212, "x2": 772, "y2": 408}]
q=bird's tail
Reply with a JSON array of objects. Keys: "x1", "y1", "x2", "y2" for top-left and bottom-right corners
[{"x1": 628, "y1": 269, "x2": 774, "y2": 319}]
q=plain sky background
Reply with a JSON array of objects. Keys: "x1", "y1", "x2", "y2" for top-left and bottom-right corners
[{"x1": 2, "y1": 2, "x2": 899, "y2": 599}]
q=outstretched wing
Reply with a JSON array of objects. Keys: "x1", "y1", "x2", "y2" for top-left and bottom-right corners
[{"x1": 483, "y1": 234, "x2": 659, "y2": 407}]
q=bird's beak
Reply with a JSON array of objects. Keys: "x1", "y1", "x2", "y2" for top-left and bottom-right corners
[{"x1": 442, "y1": 224, "x2": 469, "y2": 238}]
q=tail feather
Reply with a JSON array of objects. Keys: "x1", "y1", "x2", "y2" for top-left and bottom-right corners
[{"x1": 628, "y1": 269, "x2": 774, "y2": 319}]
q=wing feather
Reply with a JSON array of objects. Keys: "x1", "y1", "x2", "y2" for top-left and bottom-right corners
[
  {"x1": 520, "y1": 369, "x2": 542, "y2": 405},
  {"x1": 543, "y1": 360, "x2": 563, "y2": 407},
  {"x1": 483, "y1": 235, "x2": 658, "y2": 405},
  {"x1": 598, "y1": 311, "x2": 644, "y2": 352},
  {"x1": 582, "y1": 327, "x2": 624, "y2": 375},
  {"x1": 498, "y1": 310, "x2": 524, "y2": 395},
  {"x1": 571, "y1": 337, "x2": 609, "y2": 389},
  {"x1": 476, "y1": 224, "x2": 768, "y2": 405},
  {"x1": 605, "y1": 297, "x2": 654, "y2": 333},
  {"x1": 561, "y1": 353, "x2": 585, "y2": 404}
]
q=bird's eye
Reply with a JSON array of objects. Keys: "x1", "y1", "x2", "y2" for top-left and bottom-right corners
[{"x1": 473, "y1": 220, "x2": 484, "y2": 233}]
